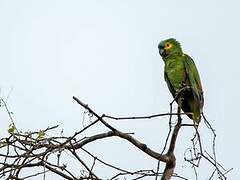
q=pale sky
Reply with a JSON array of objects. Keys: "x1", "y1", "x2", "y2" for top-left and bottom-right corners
[{"x1": 0, "y1": 0, "x2": 239, "y2": 179}]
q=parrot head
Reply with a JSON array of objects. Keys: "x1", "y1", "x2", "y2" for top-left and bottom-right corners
[{"x1": 158, "y1": 38, "x2": 182, "y2": 58}]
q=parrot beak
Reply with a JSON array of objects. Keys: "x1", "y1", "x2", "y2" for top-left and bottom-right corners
[{"x1": 159, "y1": 48, "x2": 165, "y2": 57}]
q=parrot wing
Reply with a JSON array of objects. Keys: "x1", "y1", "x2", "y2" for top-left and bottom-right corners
[{"x1": 183, "y1": 54, "x2": 204, "y2": 107}]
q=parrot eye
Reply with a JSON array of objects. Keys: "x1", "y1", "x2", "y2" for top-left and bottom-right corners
[{"x1": 165, "y1": 43, "x2": 172, "y2": 49}]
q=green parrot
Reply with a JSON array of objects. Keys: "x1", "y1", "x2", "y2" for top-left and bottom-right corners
[{"x1": 158, "y1": 38, "x2": 204, "y2": 124}]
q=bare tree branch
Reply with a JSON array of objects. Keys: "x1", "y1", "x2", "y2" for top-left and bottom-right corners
[{"x1": 0, "y1": 97, "x2": 230, "y2": 179}]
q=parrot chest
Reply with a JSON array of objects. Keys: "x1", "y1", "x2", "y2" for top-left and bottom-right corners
[{"x1": 164, "y1": 59, "x2": 185, "y2": 91}]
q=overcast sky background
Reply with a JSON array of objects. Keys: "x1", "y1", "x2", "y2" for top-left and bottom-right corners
[{"x1": 0, "y1": 0, "x2": 239, "y2": 179}]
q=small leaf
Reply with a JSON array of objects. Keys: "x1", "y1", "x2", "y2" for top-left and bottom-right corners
[
  {"x1": 0, "y1": 139, "x2": 7, "y2": 148},
  {"x1": 8, "y1": 124, "x2": 16, "y2": 134},
  {"x1": 36, "y1": 131, "x2": 45, "y2": 140}
]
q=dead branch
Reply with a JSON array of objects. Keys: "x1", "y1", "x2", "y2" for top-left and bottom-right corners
[{"x1": 0, "y1": 97, "x2": 230, "y2": 179}]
